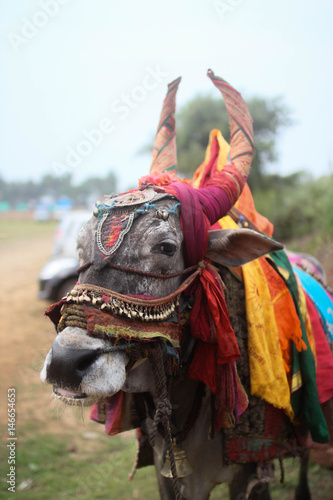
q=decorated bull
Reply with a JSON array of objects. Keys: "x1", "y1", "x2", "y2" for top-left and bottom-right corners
[{"x1": 41, "y1": 70, "x2": 333, "y2": 500}]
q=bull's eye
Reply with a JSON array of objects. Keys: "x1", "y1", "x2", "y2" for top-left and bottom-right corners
[{"x1": 154, "y1": 242, "x2": 177, "y2": 256}]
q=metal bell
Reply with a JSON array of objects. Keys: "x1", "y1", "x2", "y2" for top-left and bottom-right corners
[
  {"x1": 160, "y1": 442, "x2": 193, "y2": 478},
  {"x1": 156, "y1": 209, "x2": 169, "y2": 221}
]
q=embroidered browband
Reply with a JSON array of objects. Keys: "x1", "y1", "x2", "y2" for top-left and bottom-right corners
[
  {"x1": 56, "y1": 302, "x2": 182, "y2": 348},
  {"x1": 91, "y1": 187, "x2": 181, "y2": 270}
]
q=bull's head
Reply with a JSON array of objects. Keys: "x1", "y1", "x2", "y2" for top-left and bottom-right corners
[{"x1": 41, "y1": 70, "x2": 282, "y2": 409}]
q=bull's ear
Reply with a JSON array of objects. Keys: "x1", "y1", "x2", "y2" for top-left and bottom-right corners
[{"x1": 206, "y1": 229, "x2": 284, "y2": 267}]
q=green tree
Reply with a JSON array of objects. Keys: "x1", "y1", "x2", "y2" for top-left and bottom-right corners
[
  {"x1": 253, "y1": 172, "x2": 333, "y2": 241},
  {"x1": 40, "y1": 173, "x2": 73, "y2": 198}
]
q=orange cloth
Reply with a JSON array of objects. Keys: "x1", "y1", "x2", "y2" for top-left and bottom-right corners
[
  {"x1": 237, "y1": 183, "x2": 274, "y2": 237},
  {"x1": 192, "y1": 129, "x2": 273, "y2": 236},
  {"x1": 262, "y1": 258, "x2": 307, "y2": 379}
]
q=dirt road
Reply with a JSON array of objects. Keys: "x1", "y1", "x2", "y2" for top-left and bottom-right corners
[{"x1": 0, "y1": 230, "x2": 100, "y2": 437}]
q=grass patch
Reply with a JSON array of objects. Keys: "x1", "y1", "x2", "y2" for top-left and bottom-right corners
[
  {"x1": 0, "y1": 425, "x2": 158, "y2": 500},
  {"x1": 0, "y1": 220, "x2": 57, "y2": 245},
  {"x1": 1, "y1": 422, "x2": 332, "y2": 500}
]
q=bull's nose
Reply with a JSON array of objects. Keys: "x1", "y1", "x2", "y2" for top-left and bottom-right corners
[{"x1": 47, "y1": 340, "x2": 101, "y2": 389}]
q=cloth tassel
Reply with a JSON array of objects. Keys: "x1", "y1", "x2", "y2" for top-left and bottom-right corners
[{"x1": 190, "y1": 265, "x2": 240, "y2": 364}]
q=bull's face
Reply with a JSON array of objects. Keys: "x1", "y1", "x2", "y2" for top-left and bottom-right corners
[
  {"x1": 40, "y1": 197, "x2": 185, "y2": 405},
  {"x1": 40, "y1": 185, "x2": 282, "y2": 408}
]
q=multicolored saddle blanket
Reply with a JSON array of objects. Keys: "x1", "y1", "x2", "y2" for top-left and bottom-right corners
[{"x1": 193, "y1": 129, "x2": 333, "y2": 449}]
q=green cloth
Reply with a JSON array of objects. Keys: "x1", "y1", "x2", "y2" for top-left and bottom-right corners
[{"x1": 270, "y1": 250, "x2": 329, "y2": 443}]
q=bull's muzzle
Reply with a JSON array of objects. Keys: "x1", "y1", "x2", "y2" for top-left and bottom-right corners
[
  {"x1": 41, "y1": 327, "x2": 128, "y2": 406},
  {"x1": 47, "y1": 340, "x2": 100, "y2": 390}
]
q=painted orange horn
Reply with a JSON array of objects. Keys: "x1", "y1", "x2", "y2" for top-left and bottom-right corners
[
  {"x1": 207, "y1": 69, "x2": 254, "y2": 188},
  {"x1": 150, "y1": 77, "x2": 181, "y2": 176}
]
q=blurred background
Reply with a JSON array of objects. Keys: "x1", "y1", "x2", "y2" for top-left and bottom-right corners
[{"x1": 0, "y1": 1, "x2": 332, "y2": 498}]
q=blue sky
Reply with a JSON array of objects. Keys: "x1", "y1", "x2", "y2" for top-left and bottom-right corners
[{"x1": 0, "y1": 0, "x2": 332, "y2": 192}]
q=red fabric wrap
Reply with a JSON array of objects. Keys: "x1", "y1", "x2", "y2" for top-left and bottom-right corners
[
  {"x1": 90, "y1": 391, "x2": 124, "y2": 436},
  {"x1": 187, "y1": 342, "x2": 217, "y2": 392},
  {"x1": 190, "y1": 265, "x2": 240, "y2": 364},
  {"x1": 305, "y1": 292, "x2": 333, "y2": 404},
  {"x1": 187, "y1": 264, "x2": 242, "y2": 430},
  {"x1": 197, "y1": 134, "x2": 247, "y2": 207},
  {"x1": 207, "y1": 163, "x2": 246, "y2": 206},
  {"x1": 167, "y1": 178, "x2": 239, "y2": 266}
]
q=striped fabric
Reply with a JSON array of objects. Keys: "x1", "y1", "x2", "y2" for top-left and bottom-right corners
[
  {"x1": 206, "y1": 69, "x2": 254, "y2": 181},
  {"x1": 150, "y1": 77, "x2": 181, "y2": 175}
]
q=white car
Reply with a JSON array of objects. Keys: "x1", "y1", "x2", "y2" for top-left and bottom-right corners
[{"x1": 39, "y1": 210, "x2": 91, "y2": 301}]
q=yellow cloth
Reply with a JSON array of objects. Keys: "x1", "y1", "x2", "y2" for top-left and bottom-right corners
[
  {"x1": 242, "y1": 257, "x2": 295, "y2": 420},
  {"x1": 217, "y1": 214, "x2": 296, "y2": 420},
  {"x1": 192, "y1": 130, "x2": 229, "y2": 189}
]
